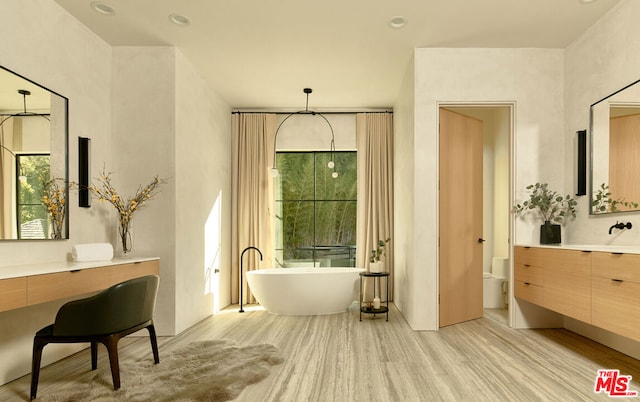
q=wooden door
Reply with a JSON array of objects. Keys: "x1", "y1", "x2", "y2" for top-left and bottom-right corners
[
  {"x1": 609, "y1": 113, "x2": 640, "y2": 210},
  {"x1": 439, "y1": 108, "x2": 484, "y2": 327}
]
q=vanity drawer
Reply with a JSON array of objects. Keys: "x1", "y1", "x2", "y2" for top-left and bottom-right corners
[
  {"x1": 543, "y1": 249, "x2": 591, "y2": 323},
  {"x1": 514, "y1": 280, "x2": 544, "y2": 305},
  {"x1": 592, "y1": 275, "x2": 640, "y2": 342},
  {"x1": 109, "y1": 260, "x2": 159, "y2": 285},
  {"x1": 27, "y1": 268, "x2": 109, "y2": 306},
  {"x1": 514, "y1": 263, "x2": 543, "y2": 286},
  {"x1": 592, "y1": 252, "x2": 640, "y2": 283},
  {"x1": 0, "y1": 277, "x2": 27, "y2": 312},
  {"x1": 514, "y1": 246, "x2": 546, "y2": 267}
]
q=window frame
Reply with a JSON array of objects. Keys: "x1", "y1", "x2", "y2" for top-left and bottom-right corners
[
  {"x1": 274, "y1": 150, "x2": 357, "y2": 267},
  {"x1": 15, "y1": 153, "x2": 51, "y2": 239}
]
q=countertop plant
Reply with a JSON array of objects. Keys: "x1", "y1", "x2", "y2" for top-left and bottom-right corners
[{"x1": 513, "y1": 182, "x2": 577, "y2": 224}]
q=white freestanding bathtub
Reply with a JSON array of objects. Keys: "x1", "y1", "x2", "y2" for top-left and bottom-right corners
[{"x1": 246, "y1": 267, "x2": 365, "y2": 315}]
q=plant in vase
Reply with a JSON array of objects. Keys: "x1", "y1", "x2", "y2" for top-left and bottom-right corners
[
  {"x1": 513, "y1": 182, "x2": 577, "y2": 244},
  {"x1": 90, "y1": 168, "x2": 167, "y2": 256},
  {"x1": 369, "y1": 237, "x2": 391, "y2": 273},
  {"x1": 41, "y1": 177, "x2": 66, "y2": 239}
]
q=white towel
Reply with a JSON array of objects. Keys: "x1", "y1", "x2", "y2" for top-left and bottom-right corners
[{"x1": 72, "y1": 243, "x2": 114, "y2": 262}]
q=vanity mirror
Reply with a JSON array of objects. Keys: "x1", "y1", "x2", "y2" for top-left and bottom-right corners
[
  {"x1": 0, "y1": 66, "x2": 68, "y2": 239},
  {"x1": 590, "y1": 78, "x2": 640, "y2": 215}
]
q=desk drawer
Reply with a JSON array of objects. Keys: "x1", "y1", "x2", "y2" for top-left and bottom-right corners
[
  {"x1": 27, "y1": 268, "x2": 109, "y2": 306},
  {"x1": 109, "y1": 260, "x2": 159, "y2": 285},
  {"x1": 0, "y1": 277, "x2": 27, "y2": 312}
]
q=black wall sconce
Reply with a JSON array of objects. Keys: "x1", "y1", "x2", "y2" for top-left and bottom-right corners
[
  {"x1": 576, "y1": 130, "x2": 587, "y2": 196},
  {"x1": 78, "y1": 136, "x2": 91, "y2": 207}
]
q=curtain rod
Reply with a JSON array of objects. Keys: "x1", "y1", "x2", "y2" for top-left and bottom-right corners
[
  {"x1": 231, "y1": 110, "x2": 393, "y2": 115},
  {"x1": 0, "y1": 113, "x2": 50, "y2": 117}
]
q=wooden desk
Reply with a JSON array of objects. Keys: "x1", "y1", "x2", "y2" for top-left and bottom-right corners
[{"x1": 0, "y1": 258, "x2": 159, "y2": 313}]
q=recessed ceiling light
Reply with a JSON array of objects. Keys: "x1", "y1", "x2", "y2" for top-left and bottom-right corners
[
  {"x1": 389, "y1": 16, "x2": 407, "y2": 29},
  {"x1": 90, "y1": 2, "x2": 115, "y2": 16},
  {"x1": 169, "y1": 13, "x2": 191, "y2": 26},
  {"x1": 579, "y1": 0, "x2": 597, "y2": 3}
]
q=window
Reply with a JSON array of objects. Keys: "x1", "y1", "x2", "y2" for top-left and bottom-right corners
[
  {"x1": 16, "y1": 154, "x2": 50, "y2": 239},
  {"x1": 275, "y1": 151, "x2": 356, "y2": 267}
]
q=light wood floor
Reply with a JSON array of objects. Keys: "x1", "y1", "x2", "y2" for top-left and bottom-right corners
[{"x1": 2, "y1": 304, "x2": 640, "y2": 401}]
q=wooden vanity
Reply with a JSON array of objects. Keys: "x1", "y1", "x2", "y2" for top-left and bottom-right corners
[
  {"x1": 0, "y1": 258, "x2": 159, "y2": 313},
  {"x1": 515, "y1": 245, "x2": 640, "y2": 341}
]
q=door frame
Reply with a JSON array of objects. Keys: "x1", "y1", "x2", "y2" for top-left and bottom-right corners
[{"x1": 436, "y1": 101, "x2": 516, "y2": 328}]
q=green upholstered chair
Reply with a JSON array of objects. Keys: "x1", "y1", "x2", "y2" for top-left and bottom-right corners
[{"x1": 30, "y1": 275, "x2": 160, "y2": 400}]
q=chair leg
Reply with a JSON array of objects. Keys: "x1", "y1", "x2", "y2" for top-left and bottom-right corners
[
  {"x1": 30, "y1": 337, "x2": 47, "y2": 401},
  {"x1": 91, "y1": 341, "x2": 99, "y2": 370},
  {"x1": 146, "y1": 324, "x2": 160, "y2": 364},
  {"x1": 103, "y1": 336, "x2": 121, "y2": 390}
]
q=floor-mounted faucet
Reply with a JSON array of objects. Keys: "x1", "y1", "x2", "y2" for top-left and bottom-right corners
[
  {"x1": 239, "y1": 246, "x2": 262, "y2": 313},
  {"x1": 609, "y1": 221, "x2": 632, "y2": 234}
]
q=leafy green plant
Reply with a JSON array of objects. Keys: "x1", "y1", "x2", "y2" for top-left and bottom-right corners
[
  {"x1": 513, "y1": 183, "x2": 577, "y2": 224},
  {"x1": 369, "y1": 238, "x2": 391, "y2": 263},
  {"x1": 592, "y1": 183, "x2": 639, "y2": 213}
]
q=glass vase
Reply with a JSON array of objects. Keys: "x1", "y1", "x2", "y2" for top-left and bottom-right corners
[
  {"x1": 118, "y1": 221, "x2": 133, "y2": 257},
  {"x1": 50, "y1": 217, "x2": 63, "y2": 239}
]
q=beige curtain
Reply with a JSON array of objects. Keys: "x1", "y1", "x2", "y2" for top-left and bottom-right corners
[
  {"x1": 0, "y1": 119, "x2": 16, "y2": 239},
  {"x1": 356, "y1": 113, "x2": 394, "y2": 300},
  {"x1": 231, "y1": 113, "x2": 276, "y2": 305}
]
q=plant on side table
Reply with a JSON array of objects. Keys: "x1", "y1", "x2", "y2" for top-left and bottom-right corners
[
  {"x1": 513, "y1": 182, "x2": 577, "y2": 244},
  {"x1": 369, "y1": 237, "x2": 391, "y2": 273}
]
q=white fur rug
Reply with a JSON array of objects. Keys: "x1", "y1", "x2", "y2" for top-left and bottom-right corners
[{"x1": 35, "y1": 339, "x2": 284, "y2": 402}]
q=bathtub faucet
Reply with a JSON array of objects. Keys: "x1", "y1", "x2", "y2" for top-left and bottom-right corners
[
  {"x1": 609, "y1": 221, "x2": 632, "y2": 234},
  {"x1": 240, "y1": 246, "x2": 263, "y2": 313}
]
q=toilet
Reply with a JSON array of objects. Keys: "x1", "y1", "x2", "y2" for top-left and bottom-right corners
[
  {"x1": 483, "y1": 273, "x2": 505, "y2": 308},
  {"x1": 483, "y1": 258, "x2": 509, "y2": 309}
]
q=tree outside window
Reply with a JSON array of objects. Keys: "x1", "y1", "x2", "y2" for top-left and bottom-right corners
[{"x1": 16, "y1": 154, "x2": 50, "y2": 239}]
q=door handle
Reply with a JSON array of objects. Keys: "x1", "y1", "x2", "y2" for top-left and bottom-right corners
[{"x1": 477, "y1": 238, "x2": 486, "y2": 243}]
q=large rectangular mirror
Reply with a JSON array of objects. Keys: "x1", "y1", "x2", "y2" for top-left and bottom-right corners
[
  {"x1": 590, "y1": 78, "x2": 640, "y2": 214},
  {"x1": 0, "y1": 66, "x2": 68, "y2": 239}
]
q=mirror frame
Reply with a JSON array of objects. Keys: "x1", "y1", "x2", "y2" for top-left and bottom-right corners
[
  {"x1": 0, "y1": 65, "x2": 69, "y2": 240},
  {"x1": 589, "y1": 78, "x2": 640, "y2": 215}
]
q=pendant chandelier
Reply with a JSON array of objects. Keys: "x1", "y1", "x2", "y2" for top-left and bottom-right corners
[
  {"x1": 270, "y1": 88, "x2": 337, "y2": 178},
  {"x1": 0, "y1": 89, "x2": 51, "y2": 157}
]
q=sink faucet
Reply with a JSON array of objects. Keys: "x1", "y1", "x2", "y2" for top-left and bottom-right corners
[
  {"x1": 609, "y1": 221, "x2": 632, "y2": 234},
  {"x1": 239, "y1": 246, "x2": 262, "y2": 313}
]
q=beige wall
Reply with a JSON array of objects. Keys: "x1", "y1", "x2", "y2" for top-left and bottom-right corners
[
  {"x1": 0, "y1": 0, "x2": 113, "y2": 384},
  {"x1": 404, "y1": 48, "x2": 565, "y2": 330},
  {"x1": 0, "y1": 0, "x2": 231, "y2": 384},
  {"x1": 111, "y1": 47, "x2": 178, "y2": 335},
  {"x1": 174, "y1": 49, "x2": 232, "y2": 331},
  {"x1": 392, "y1": 57, "x2": 415, "y2": 327},
  {"x1": 564, "y1": 0, "x2": 640, "y2": 359},
  {"x1": 565, "y1": 0, "x2": 640, "y2": 246}
]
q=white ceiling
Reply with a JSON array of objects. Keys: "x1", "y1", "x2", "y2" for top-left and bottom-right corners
[{"x1": 54, "y1": 0, "x2": 620, "y2": 110}]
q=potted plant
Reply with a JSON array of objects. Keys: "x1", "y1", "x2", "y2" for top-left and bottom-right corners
[
  {"x1": 369, "y1": 238, "x2": 391, "y2": 273},
  {"x1": 513, "y1": 183, "x2": 577, "y2": 244}
]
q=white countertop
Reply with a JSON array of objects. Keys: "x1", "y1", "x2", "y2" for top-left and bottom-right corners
[
  {"x1": 0, "y1": 257, "x2": 159, "y2": 280},
  {"x1": 517, "y1": 244, "x2": 640, "y2": 255}
]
